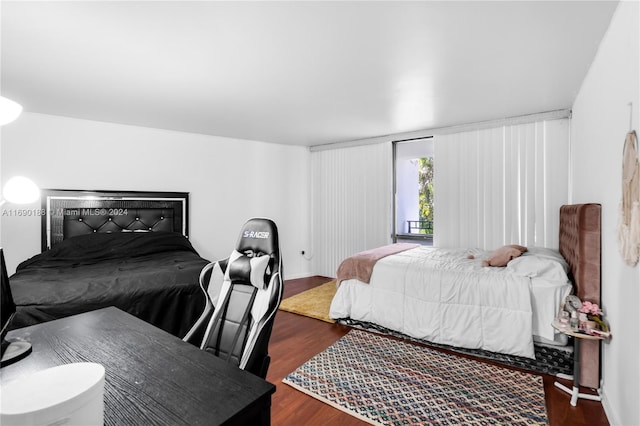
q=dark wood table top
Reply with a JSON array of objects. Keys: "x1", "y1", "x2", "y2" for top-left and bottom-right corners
[{"x1": 0, "y1": 307, "x2": 275, "y2": 425}]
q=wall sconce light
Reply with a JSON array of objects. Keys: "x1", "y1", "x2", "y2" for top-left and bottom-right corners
[
  {"x1": 0, "y1": 177, "x2": 40, "y2": 207},
  {"x1": 0, "y1": 98, "x2": 34, "y2": 208},
  {"x1": 0, "y1": 96, "x2": 23, "y2": 126}
]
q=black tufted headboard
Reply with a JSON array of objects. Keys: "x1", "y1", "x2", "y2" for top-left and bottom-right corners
[{"x1": 41, "y1": 190, "x2": 189, "y2": 251}]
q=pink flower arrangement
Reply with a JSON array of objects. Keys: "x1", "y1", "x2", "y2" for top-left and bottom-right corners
[{"x1": 579, "y1": 301, "x2": 602, "y2": 316}]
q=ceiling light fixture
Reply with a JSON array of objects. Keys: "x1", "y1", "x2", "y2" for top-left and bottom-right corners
[{"x1": 0, "y1": 96, "x2": 23, "y2": 126}]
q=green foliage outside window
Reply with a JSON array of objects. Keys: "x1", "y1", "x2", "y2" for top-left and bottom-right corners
[{"x1": 418, "y1": 157, "x2": 434, "y2": 234}]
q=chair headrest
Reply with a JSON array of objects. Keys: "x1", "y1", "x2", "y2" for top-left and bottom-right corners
[
  {"x1": 223, "y1": 218, "x2": 280, "y2": 290},
  {"x1": 226, "y1": 250, "x2": 271, "y2": 290},
  {"x1": 235, "y1": 218, "x2": 279, "y2": 258}
]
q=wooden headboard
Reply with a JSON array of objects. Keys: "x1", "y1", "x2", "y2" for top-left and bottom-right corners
[
  {"x1": 559, "y1": 203, "x2": 601, "y2": 389},
  {"x1": 40, "y1": 190, "x2": 189, "y2": 251}
]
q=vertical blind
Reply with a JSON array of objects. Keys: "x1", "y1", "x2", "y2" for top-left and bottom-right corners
[
  {"x1": 311, "y1": 142, "x2": 392, "y2": 277},
  {"x1": 434, "y1": 118, "x2": 570, "y2": 250}
]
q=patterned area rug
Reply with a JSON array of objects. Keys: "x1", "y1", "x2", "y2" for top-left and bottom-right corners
[
  {"x1": 283, "y1": 330, "x2": 548, "y2": 426},
  {"x1": 278, "y1": 280, "x2": 336, "y2": 323}
]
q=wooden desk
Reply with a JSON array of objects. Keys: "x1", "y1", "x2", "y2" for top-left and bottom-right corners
[{"x1": 0, "y1": 307, "x2": 275, "y2": 425}]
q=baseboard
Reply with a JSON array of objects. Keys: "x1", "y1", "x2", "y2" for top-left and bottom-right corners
[
  {"x1": 283, "y1": 272, "x2": 316, "y2": 280},
  {"x1": 600, "y1": 388, "x2": 619, "y2": 426}
]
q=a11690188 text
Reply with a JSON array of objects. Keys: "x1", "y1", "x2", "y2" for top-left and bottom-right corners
[{"x1": 1, "y1": 208, "x2": 129, "y2": 217}]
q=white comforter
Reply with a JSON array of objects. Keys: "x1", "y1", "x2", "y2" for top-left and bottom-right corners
[{"x1": 330, "y1": 247, "x2": 572, "y2": 359}]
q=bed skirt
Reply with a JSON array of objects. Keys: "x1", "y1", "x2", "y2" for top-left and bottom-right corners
[{"x1": 337, "y1": 318, "x2": 573, "y2": 377}]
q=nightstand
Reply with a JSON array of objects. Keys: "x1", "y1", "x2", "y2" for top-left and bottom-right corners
[{"x1": 551, "y1": 320, "x2": 609, "y2": 406}]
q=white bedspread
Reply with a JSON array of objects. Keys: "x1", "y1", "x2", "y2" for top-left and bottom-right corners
[{"x1": 330, "y1": 247, "x2": 572, "y2": 359}]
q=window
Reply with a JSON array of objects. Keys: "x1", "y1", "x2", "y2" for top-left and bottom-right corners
[{"x1": 393, "y1": 137, "x2": 434, "y2": 244}]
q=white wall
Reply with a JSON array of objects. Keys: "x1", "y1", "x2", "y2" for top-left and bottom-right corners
[
  {"x1": 571, "y1": 2, "x2": 639, "y2": 425},
  {"x1": 0, "y1": 113, "x2": 312, "y2": 279}
]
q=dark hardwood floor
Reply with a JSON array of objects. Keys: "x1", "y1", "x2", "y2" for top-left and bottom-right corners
[{"x1": 267, "y1": 276, "x2": 610, "y2": 426}]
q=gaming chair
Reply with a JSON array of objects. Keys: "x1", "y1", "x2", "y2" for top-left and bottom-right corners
[{"x1": 183, "y1": 218, "x2": 283, "y2": 378}]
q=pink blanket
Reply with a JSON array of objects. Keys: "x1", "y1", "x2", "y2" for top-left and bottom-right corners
[{"x1": 336, "y1": 243, "x2": 420, "y2": 286}]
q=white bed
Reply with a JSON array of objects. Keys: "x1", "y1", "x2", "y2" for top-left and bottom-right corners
[{"x1": 329, "y1": 246, "x2": 572, "y2": 359}]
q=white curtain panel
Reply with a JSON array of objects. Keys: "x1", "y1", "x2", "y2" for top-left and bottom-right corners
[
  {"x1": 434, "y1": 118, "x2": 570, "y2": 250},
  {"x1": 311, "y1": 142, "x2": 393, "y2": 277}
]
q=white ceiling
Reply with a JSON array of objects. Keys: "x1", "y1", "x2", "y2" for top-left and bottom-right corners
[{"x1": 1, "y1": 1, "x2": 618, "y2": 147}]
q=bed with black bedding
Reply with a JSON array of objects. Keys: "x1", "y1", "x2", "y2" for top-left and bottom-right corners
[
  {"x1": 9, "y1": 231, "x2": 208, "y2": 337},
  {"x1": 7, "y1": 190, "x2": 209, "y2": 338}
]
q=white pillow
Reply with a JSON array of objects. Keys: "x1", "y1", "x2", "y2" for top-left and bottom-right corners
[
  {"x1": 505, "y1": 254, "x2": 569, "y2": 282},
  {"x1": 523, "y1": 247, "x2": 569, "y2": 271}
]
